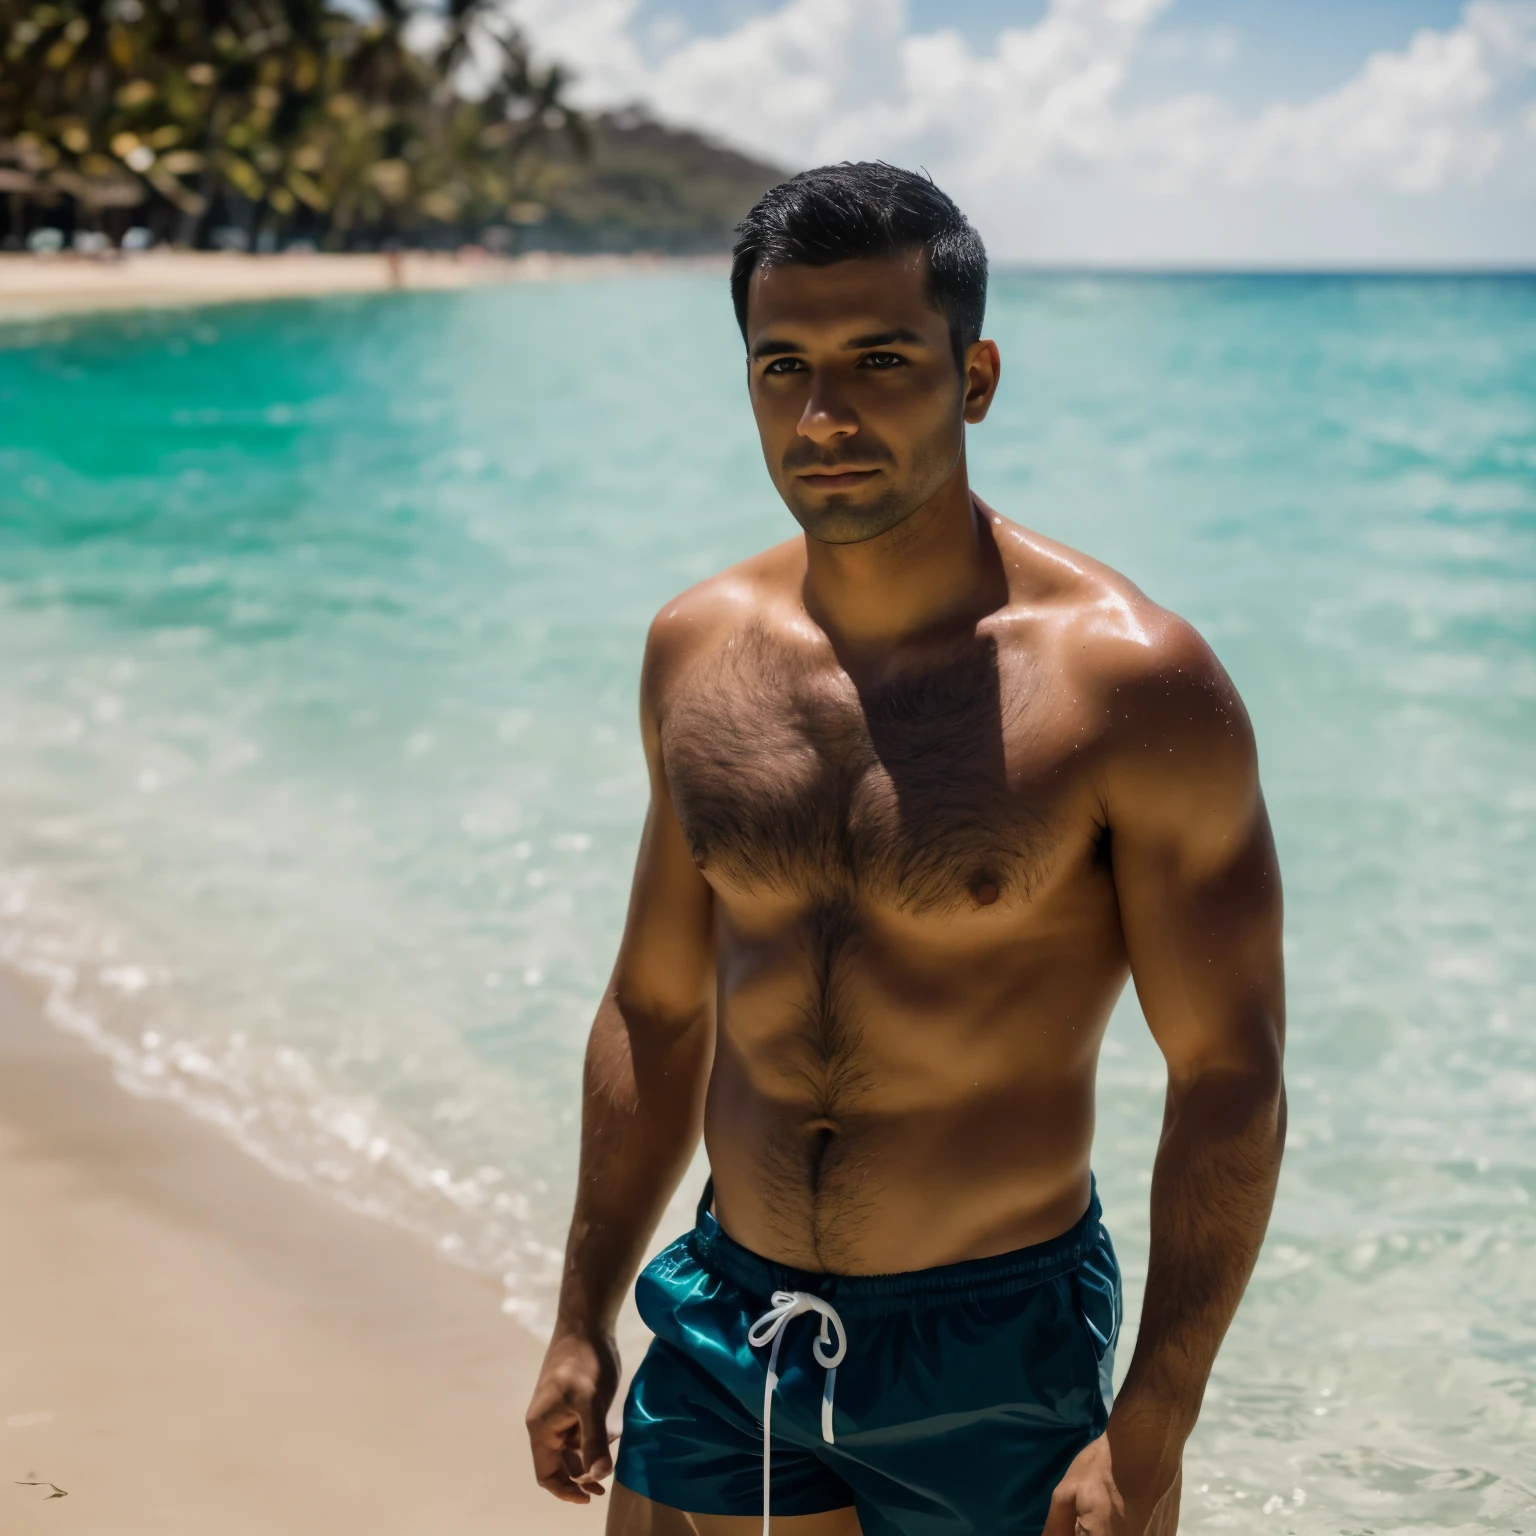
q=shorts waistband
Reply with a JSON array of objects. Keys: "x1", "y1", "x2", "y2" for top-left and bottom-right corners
[{"x1": 686, "y1": 1177, "x2": 1104, "y2": 1317}]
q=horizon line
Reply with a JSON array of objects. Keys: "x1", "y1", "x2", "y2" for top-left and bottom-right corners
[{"x1": 988, "y1": 261, "x2": 1536, "y2": 277}]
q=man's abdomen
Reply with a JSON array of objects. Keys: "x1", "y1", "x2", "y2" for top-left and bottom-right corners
[
  {"x1": 702, "y1": 1008, "x2": 1109, "y2": 1275},
  {"x1": 703, "y1": 860, "x2": 1129, "y2": 1274}
]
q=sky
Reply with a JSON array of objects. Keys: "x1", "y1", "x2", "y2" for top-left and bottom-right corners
[{"x1": 504, "y1": 0, "x2": 1536, "y2": 265}]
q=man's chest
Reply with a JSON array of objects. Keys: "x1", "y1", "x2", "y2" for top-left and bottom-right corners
[{"x1": 659, "y1": 633, "x2": 1094, "y2": 915}]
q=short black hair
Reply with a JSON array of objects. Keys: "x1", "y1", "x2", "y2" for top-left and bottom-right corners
[{"x1": 731, "y1": 162, "x2": 988, "y2": 370}]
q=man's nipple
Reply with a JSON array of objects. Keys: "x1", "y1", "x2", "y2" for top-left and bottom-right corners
[{"x1": 971, "y1": 875, "x2": 1000, "y2": 906}]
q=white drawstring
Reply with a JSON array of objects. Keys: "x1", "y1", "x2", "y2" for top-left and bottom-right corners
[{"x1": 747, "y1": 1290, "x2": 848, "y2": 1536}]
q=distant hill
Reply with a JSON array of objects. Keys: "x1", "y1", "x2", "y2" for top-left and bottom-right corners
[{"x1": 527, "y1": 110, "x2": 789, "y2": 254}]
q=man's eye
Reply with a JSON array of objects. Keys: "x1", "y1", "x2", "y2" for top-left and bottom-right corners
[
  {"x1": 763, "y1": 357, "x2": 806, "y2": 374},
  {"x1": 859, "y1": 352, "x2": 906, "y2": 368}
]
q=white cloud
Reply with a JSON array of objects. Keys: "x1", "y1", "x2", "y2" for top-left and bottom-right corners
[
  {"x1": 1233, "y1": 3, "x2": 1532, "y2": 193},
  {"x1": 507, "y1": 0, "x2": 1536, "y2": 262},
  {"x1": 510, "y1": 0, "x2": 647, "y2": 98}
]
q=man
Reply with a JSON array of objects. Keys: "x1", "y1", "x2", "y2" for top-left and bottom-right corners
[{"x1": 526, "y1": 163, "x2": 1285, "y2": 1536}]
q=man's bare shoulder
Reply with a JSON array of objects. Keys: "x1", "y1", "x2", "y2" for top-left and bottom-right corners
[
  {"x1": 987, "y1": 512, "x2": 1251, "y2": 761},
  {"x1": 640, "y1": 537, "x2": 805, "y2": 705}
]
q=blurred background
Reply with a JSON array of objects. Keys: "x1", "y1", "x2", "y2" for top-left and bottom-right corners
[{"x1": 1, "y1": 3, "x2": 1534, "y2": 1534}]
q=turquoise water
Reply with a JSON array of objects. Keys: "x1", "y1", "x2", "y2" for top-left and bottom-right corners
[{"x1": 2, "y1": 274, "x2": 1533, "y2": 1532}]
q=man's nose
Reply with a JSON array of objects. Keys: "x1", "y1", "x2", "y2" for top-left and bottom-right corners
[{"x1": 797, "y1": 371, "x2": 858, "y2": 444}]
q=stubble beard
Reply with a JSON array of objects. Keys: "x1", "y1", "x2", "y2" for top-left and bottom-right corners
[
  {"x1": 784, "y1": 433, "x2": 962, "y2": 547},
  {"x1": 789, "y1": 481, "x2": 920, "y2": 546}
]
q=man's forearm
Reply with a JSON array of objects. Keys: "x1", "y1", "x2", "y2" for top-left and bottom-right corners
[
  {"x1": 554, "y1": 992, "x2": 712, "y2": 1338},
  {"x1": 1109, "y1": 1058, "x2": 1286, "y2": 1493}
]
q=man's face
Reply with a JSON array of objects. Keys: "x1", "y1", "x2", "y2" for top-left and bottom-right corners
[{"x1": 744, "y1": 250, "x2": 995, "y2": 545}]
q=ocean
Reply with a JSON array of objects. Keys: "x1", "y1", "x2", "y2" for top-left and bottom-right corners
[{"x1": 1, "y1": 272, "x2": 1532, "y2": 1533}]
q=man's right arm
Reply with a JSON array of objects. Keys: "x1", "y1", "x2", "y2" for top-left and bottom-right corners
[{"x1": 525, "y1": 613, "x2": 717, "y2": 1505}]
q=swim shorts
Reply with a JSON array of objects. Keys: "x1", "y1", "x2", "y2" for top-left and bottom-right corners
[{"x1": 616, "y1": 1181, "x2": 1121, "y2": 1535}]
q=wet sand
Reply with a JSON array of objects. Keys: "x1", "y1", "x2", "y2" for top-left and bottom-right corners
[
  {"x1": 0, "y1": 249, "x2": 715, "y2": 321},
  {"x1": 0, "y1": 971, "x2": 608, "y2": 1535}
]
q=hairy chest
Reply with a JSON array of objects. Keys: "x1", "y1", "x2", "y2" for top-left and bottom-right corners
[{"x1": 660, "y1": 634, "x2": 1071, "y2": 914}]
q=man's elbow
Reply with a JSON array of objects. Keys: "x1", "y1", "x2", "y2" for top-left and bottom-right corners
[
  {"x1": 608, "y1": 980, "x2": 712, "y2": 1045},
  {"x1": 1171, "y1": 1031, "x2": 1286, "y2": 1149}
]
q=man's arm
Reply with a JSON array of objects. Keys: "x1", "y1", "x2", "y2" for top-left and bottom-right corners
[
  {"x1": 525, "y1": 614, "x2": 716, "y2": 1505},
  {"x1": 1047, "y1": 619, "x2": 1286, "y2": 1536}
]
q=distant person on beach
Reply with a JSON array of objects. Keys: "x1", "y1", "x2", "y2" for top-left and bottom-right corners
[{"x1": 526, "y1": 163, "x2": 1286, "y2": 1536}]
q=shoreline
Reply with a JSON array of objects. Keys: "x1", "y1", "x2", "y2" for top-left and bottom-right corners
[
  {"x1": 0, "y1": 249, "x2": 724, "y2": 322},
  {"x1": 4, "y1": 252, "x2": 1525, "y2": 327},
  {"x1": 0, "y1": 968, "x2": 607, "y2": 1535}
]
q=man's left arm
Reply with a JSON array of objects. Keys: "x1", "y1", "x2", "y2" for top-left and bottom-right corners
[{"x1": 1047, "y1": 620, "x2": 1286, "y2": 1536}]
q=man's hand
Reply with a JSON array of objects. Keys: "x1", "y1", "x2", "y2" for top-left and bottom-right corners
[
  {"x1": 1042, "y1": 1431, "x2": 1181, "y2": 1536},
  {"x1": 526, "y1": 1328, "x2": 621, "y2": 1504}
]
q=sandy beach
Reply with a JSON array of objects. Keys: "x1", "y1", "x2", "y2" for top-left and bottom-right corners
[
  {"x1": 0, "y1": 969, "x2": 608, "y2": 1536},
  {"x1": 0, "y1": 249, "x2": 714, "y2": 322}
]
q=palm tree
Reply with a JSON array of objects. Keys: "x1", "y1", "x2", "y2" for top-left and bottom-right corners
[{"x1": 0, "y1": 0, "x2": 586, "y2": 248}]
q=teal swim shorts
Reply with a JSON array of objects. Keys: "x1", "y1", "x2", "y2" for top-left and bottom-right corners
[{"x1": 615, "y1": 1181, "x2": 1121, "y2": 1535}]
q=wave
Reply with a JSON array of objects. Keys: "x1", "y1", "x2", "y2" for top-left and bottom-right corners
[{"x1": 0, "y1": 862, "x2": 565, "y2": 1332}]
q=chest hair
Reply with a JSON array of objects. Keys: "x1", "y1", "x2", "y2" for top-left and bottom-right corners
[{"x1": 661, "y1": 624, "x2": 1056, "y2": 915}]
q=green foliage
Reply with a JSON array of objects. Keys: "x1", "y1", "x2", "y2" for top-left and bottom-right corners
[{"x1": 0, "y1": 0, "x2": 587, "y2": 245}]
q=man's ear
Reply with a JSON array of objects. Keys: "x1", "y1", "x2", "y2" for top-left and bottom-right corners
[{"x1": 962, "y1": 340, "x2": 1001, "y2": 424}]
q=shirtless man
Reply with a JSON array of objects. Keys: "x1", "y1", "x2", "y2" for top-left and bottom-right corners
[{"x1": 526, "y1": 163, "x2": 1286, "y2": 1536}]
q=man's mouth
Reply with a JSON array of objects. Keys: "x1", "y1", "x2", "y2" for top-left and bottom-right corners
[{"x1": 795, "y1": 467, "x2": 881, "y2": 491}]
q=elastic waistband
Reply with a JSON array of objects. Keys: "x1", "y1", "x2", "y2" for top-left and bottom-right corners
[{"x1": 687, "y1": 1178, "x2": 1104, "y2": 1317}]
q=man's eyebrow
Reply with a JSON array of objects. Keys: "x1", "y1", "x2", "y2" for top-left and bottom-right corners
[
  {"x1": 844, "y1": 328, "x2": 926, "y2": 349},
  {"x1": 749, "y1": 326, "x2": 929, "y2": 360}
]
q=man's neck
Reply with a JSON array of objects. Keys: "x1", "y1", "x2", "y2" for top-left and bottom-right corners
[{"x1": 800, "y1": 466, "x2": 1004, "y2": 658}]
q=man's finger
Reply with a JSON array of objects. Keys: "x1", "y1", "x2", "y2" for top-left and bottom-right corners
[
  {"x1": 533, "y1": 1443, "x2": 592, "y2": 1505},
  {"x1": 540, "y1": 1441, "x2": 593, "y2": 1504},
  {"x1": 529, "y1": 1402, "x2": 594, "y2": 1503},
  {"x1": 576, "y1": 1397, "x2": 615, "y2": 1485},
  {"x1": 537, "y1": 1468, "x2": 592, "y2": 1505},
  {"x1": 1040, "y1": 1482, "x2": 1081, "y2": 1536}
]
